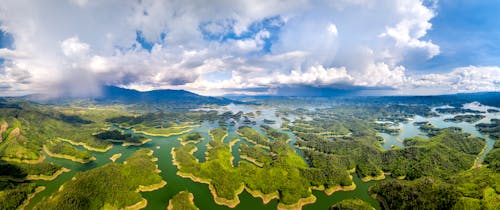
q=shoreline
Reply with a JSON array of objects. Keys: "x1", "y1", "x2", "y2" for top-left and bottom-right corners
[
  {"x1": 43, "y1": 145, "x2": 96, "y2": 164},
  {"x1": 172, "y1": 147, "x2": 243, "y2": 208},
  {"x1": 361, "y1": 172, "x2": 386, "y2": 182},
  {"x1": 472, "y1": 143, "x2": 488, "y2": 168},
  {"x1": 167, "y1": 191, "x2": 198, "y2": 210},
  {"x1": 133, "y1": 128, "x2": 193, "y2": 137},
  {"x1": 18, "y1": 186, "x2": 46, "y2": 210},
  {"x1": 136, "y1": 180, "x2": 167, "y2": 192},
  {"x1": 124, "y1": 198, "x2": 148, "y2": 210},
  {"x1": 178, "y1": 137, "x2": 203, "y2": 145},
  {"x1": 236, "y1": 131, "x2": 270, "y2": 149},
  {"x1": 122, "y1": 138, "x2": 152, "y2": 147},
  {"x1": 57, "y1": 138, "x2": 112, "y2": 152},
  {"x1": 1, "y1": 153, "x2": 46, "y2": 164},
  {"x1": 26, "y1": 167, "x2": 71, "y2": 181},
  {"x1": 208, "y1": 182, "x2": 245, "y2": 208},
  {"x1": 277, "y1": 194, "x2": 317, "y2": 210},
  {"x1": 209, "y1": 131, "x2": 228, "y2": 143},
  {"x1": 109, "y1": 153, "x2": 122, "y2": 162},
  {"x1": 239, "y1": 154, "x2": 264, "y2": 167},
  {"x1": 245, "y1": 187, "x2": 279, "y2": 204}
]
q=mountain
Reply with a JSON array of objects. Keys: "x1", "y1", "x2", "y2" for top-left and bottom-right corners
[
  {"x1": 21, "y1": 86, "x2": 237, "y2": 109},
  {"x1": 97, "y1": 86, "x2": 235, "y2": 106}
]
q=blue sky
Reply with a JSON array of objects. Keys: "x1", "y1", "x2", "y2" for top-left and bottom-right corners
[
  {"x1": 0, "y1": 0, "x2": 498, "y2": 96},
  {"x1": 411, "y1": 0, "x2": 500, "y2": 72}
]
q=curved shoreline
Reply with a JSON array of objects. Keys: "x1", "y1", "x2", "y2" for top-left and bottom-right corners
[
  {"x1": 209, "y1": 131, "x2": 228, "y2": 143},
  {"x1": 245, "y1": 187, "x2": 279, "y2": 204},
  {"x1": 178, "y1": 137, "x2": 203, "y2": 145},
  {"x1": 171, "y1": 147, "x2": 244, "y2": 208},
  {"x1": 136, "y1": 180, "x2": 167, "y2": 192},
  {"x1": 57, "y1": 138, "x2": 112, "y2": 152},
  {"x1": 18, "y1": 186, "x2": 46, "y2": 210},
  {"x1": 239, "y1": 154, "x2": 264, "y2": 167},
  {"x1": 167, "y1": 191, "x2": 198, "y2": 210},
  {"x1": 43, "y1": 145, "x2": 96, "y2": 164},
  {"x1": 110, "y1": 153, "x2": 122, "y2": 162},
  {"x1": 360, "y1": 172, "x2": 386, "y2": 182},
  {"x1": 1, "y1": 153, "x2": 45, "y2": 164},
  {"x1": 277, "y1": 194, "x2": 317, "y2": 210},
  {"x1": 26, "y1": 167, "x2": 71, "y2": 181},
  {"x1": 124, "y1": 198, "x2": 148, "y2": 210},
  {"x1": 121, "y1": 138, "x2": 152, "y2": 147},
  {"x1": 236, "y1": 131, "x2": 270, "y2": 149},
  {"x1": 133, "y1": 128, "x2": 193, "y2": 137}
]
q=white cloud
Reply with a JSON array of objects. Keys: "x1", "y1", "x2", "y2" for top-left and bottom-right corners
[
  {"x1": 408, "y1": 66, "x2": 500, "y2": 93},
  {"x1": 327, "y1": 23, "x2": 338, "y2": 36},
  {"x1": 0, "y1": 0, "x2": 497, "y2": 97},
  {"x1": 61, "y1": 36, "x2": 90, "y2": 58}
]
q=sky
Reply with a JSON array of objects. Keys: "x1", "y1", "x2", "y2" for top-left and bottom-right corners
[{"x1": 0, "y1": 0, "x2": 499, "y2": 97}]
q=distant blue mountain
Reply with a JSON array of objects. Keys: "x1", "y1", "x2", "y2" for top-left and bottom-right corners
[
  {"x1": 22, "y1": 86, "x2": 237, "y2": 108},
  {"x1": 96, "y1": 86, "x2": 235, "y2": 106}
]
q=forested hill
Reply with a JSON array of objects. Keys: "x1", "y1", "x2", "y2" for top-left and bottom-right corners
[
  {"x1": 96, "y1": 86, "x2": 235, "y2": 106},
  {"x1": 22, "y1": 86, "x2": 238, "y2": 109}
]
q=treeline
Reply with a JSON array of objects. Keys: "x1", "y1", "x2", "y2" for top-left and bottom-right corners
[
  {"x1": 0, "y1": 182, "x2": 38, "y2": 210},
  {"x1": 45, "y1": 140, "x2": 94, "y2": 161},
  {"x1": 237, "y1": 126, "x2": 270, "y2": 147},
  {"x1": 174, "y1": 127, "x2": 314, "y2": 206},
  {"x1": 35, "y1": 149, "x2": 164, "y2": 209},
  {"x1": 371, "y1": 167, "x2": 499, "y2": 210},
  {"x1": 179, "y1": 132, "x2": 203, "y2": 144},
  {"x1": 484, "y1": 140, "x2": 500, "y2": 172},
  {"x1": 295, "y1": 124, "x2": 485, "y2": 180},
  {"x1": 0, "y1": 161, "x2": 61, "y2": 178},
  {"x1": 476, "y1": 119, "x2": 500, "y2": 140},
  {"x1": 93, "y1": 130, "x2": 145, "y2": 143}
]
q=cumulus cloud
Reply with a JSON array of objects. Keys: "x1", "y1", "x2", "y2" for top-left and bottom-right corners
[{"x1": 0, "y1": 0, "x2": 497, "y2": 97}]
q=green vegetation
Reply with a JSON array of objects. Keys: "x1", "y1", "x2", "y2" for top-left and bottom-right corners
[
  {"x1": 132, "y1": 123, "x2": 194, "y2": 137},
  {"x1": 291, "y1": 106, "x2": 486, "y2": 181},
  {"x1": 435, "y1": 107, "x2": 484, "y2": 114},
  {"x1": 167, "y1": 191, "x2": 198, "y2": 210},
  {"x1": 444, "y1": 114, "x2": 485, "y2": 123},
  {"x1": 0, "y1": 161, "x2": 62, "y2": 180},
  {"x1": 173, "y1": 127, "x2": 316, "y2": 208},
  {"x1": 237, "y1": 126, "x2": 270, "y2": 147},
  {"x1": 484, "y1": 144, "x2": 500, "y2": 172},
  {"x1": 178, "y1": 132, "x2": 203, "y2": 145},
  {"x1": 209, "y1": 127, "x2": 228, "y2": 143},
  {"x1": 476, "y1": 119, "x2": 500, "y2": 139},
  {"x1": 93, "y1": 129, "x2": 147, "y2": 144},
  {"x1": 35, "y1": 149, "x2": 165, "y2": 210},
  {"x1": 372, "y1": 167, "x2": 500, "y2": 210},
  {"x1": 44, "y1": 140, "x2": 94, "y2": 163},
  {"x1": 0, "y1": 120, "x2": 42, "y2": 163},
  {"x1": 330, "y1": 198, "x2": 374, "y2": 210},
  {"x1": 0, "y1": 182, "x2": 40, "y2": 210}
]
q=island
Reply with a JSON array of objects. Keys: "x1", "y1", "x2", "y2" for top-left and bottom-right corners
[
  {"x1": 44, "y1": 140, "x2": 95, "y2": 163},
  {"x1": 167, "y1": 191, "x2": 199, "y2": 210},
  {"x1": 34, "y1": 149, "x2": 166, "y2": 209}
]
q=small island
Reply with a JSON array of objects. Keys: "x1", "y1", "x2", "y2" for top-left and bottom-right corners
[
  {"x1": 167, "y1": 191, "x2": 199, "y2": 210},
  {"x1": 94, "y1": 130, "x2": 151, "y2": 146},
  {"x1": 109, "y1": 153, "x2": 122, "y2": 162},
  {"x1": 330, "y1": 198, "x2": 375, "y2": 210},
  {"x1": 44, "y1": 140, "x2": 95, "y2": 164},
  {"x1": 178, "y1": 132, "x2": 203, "y2": 145}
]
